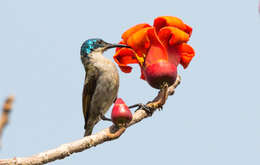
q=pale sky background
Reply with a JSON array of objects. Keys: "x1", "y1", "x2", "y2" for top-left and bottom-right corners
[{"x1": 0, "y1": 0, "x2": 260, "y2": 165}]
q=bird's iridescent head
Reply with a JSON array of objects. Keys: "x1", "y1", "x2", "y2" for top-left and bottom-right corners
[{"x1": 80, "y1": 38, "x2": 130, "y2": 57}]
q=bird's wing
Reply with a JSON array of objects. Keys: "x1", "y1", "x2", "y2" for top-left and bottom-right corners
[{"x1": 82, "y1": 68, "x2": 98, "y2": 129}]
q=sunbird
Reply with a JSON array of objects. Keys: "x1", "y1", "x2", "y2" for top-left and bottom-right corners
[{"x1": 80, "y1": 38, "x2": 129, "y2": 136}]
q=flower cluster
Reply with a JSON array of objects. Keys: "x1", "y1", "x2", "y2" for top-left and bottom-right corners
[{"x1": 113, "y1": 16, "x2": 195, "y2": 89}]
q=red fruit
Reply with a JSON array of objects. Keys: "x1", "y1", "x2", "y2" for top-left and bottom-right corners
[
  {"x1": 111, "y1": 98, "x2": 133, "y2": 127},
  {"x1": 144, "y1": 60, "x2": 177, "y2": 89}
]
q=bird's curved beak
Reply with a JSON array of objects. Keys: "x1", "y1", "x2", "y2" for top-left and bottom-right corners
[{"x1": 104, "y1": 43, "x2": 131, "y2": 50}]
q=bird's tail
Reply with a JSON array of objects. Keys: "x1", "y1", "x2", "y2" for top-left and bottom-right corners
[{"x1": 84, "y1": 126, "x2": 94, "y2": 137}]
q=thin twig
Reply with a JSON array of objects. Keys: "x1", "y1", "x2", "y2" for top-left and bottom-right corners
[
  {"x1": 0, "y1": 76, "x2": 181, "y2": 165},
  {"x1": 0, "y1": 95, "x2": 15, "y2": 148}
]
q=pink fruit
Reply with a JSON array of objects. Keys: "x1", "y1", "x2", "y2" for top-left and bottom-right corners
[
  {"x1": 144, "y1": 60, "x2": 177, "y2": 89},
  {"x1": 111, "y1": 98, "x2": 133, "y2": 127}
]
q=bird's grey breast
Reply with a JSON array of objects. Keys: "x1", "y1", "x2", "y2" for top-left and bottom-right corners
[{"x1": 89, "y1": 53, "x2": 119, "y2": 114}]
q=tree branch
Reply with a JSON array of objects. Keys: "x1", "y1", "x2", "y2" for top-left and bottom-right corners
[
  {"x1": 0, "y1": 95, "x2": 14, "y2": 148},
  {"x1": 0, "y1": 76, "x2": 181, "y2": 165}
]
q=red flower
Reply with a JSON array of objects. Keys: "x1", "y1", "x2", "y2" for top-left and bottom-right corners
[{"x1": 114, "y1": 16, "x2": 195, "y2": 89}]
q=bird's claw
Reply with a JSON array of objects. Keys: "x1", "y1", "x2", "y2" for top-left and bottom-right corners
[
  {"x1": 157, "y1": 104, "x2": 164, "y2": 111},
  {"x1": 128, "y1": 103, "x2": 154, "y2": 116},
  {"x1": 146, "y1": 101, "x2": 163, "y2": 111}
]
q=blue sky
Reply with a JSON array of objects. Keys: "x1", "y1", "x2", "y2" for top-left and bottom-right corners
[{"x1": 0, "y1": 0, "x2": 260, "y2": 164}]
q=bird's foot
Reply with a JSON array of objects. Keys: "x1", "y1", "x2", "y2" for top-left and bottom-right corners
[
  {"x1": 146, "y1": 101, "x2": 164, "y2": 111},
  {"x1": 100, "y1": 114, "x2": 112, "y2": 121},
  {"x1": 128, "y1": 103, "x2": 154, "y2": 116},
  {"x1": 158, "y1": 105, "x2": 163, "y2": 111}
]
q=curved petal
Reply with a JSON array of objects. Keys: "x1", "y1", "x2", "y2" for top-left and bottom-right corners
[
  {"x1": 184, "y1": 24, "x2": 192, "y2": 36},
  {"x1": 113, "y1": 48, "x2": 139, "y2": 73},
  {"x1": 175, "y1": 43, "x2": 195, "y2": 69},
  {"x1": 126, "y1": 27, "x2": 153, "y2": 57},
  {"x1": 122, "y1": 23, "x2": 151, "y2": 42},
  {"x1": 158, "y1": 26, "x2": 190, "y2": 46},
  {"x1": 153, "y1": 16, "x2": 192, "y2": 36},
  {"x1": 144, "y1": 28, "x2": 168, "y2": 67}
]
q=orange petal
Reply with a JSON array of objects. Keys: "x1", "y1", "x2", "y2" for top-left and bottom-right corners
[
  {"x1": 113, "y1": 48, "x2": 139, "y2": 73},
  {"x1": 119, "y1": 65, "x2": 133, "y2": 73},
  {"x1": 144, "y1": 28, "x2": 168, "y2": 67},
  {"x1": 175, "y1": 43, "x2": 195, "y2": 69},
  {"x1": 114, "y1": 48, "x2": 138, "y2": 64},
  {"x1": 122, "y1": 23, "x2": 151, "y2": 42},
  {"x1": 184, "y1": 24, "x2": 192, "y2": 36},
  {"x1": 153, "y1": 16, "x2": 192, "y2": 36},
  {"x1": 126, "y1": 27, "x2": 153, "y2": 57},
  {"x1": 158, "y1": 26, "x2": 190, "y2": 47}
]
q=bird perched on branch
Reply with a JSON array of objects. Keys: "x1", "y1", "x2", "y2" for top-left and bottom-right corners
[{"x1": 80, "y1": 38, "x2": 130, "y2": 136}]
